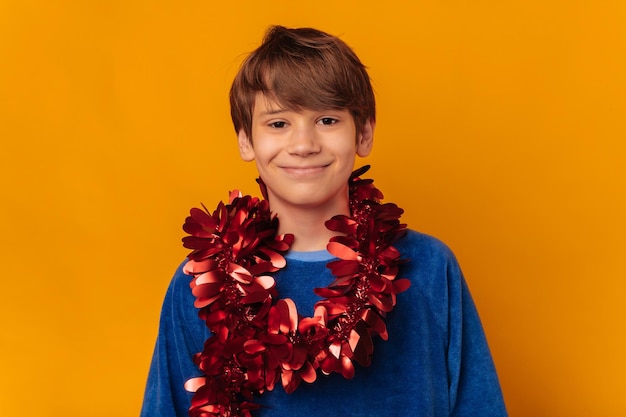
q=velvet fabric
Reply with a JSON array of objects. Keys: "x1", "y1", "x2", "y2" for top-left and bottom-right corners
[{"x1": 140, "y1": 230, "x2": 507, "y2": 416}]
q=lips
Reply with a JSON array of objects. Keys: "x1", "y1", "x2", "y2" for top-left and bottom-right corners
[{"x1": 279, "y1": 164, "x2": 331, "y2": 176}]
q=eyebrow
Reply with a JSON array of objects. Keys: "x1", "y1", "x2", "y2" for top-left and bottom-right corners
[{"x1": 258, "y1": 108, "x2": 287, "y2": 117}]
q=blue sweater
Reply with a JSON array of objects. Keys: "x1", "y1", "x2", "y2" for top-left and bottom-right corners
[{"x1": 141, "y1": 230, "x2": 507, "y2": 416}]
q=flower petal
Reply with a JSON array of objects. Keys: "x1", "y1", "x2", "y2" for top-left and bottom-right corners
[
  {"x1": 183, "y1": 376, "x2": 206, "y2": 393},
  {"x1": 327, "y1": 242, "x2": 359, "y2": 261}
]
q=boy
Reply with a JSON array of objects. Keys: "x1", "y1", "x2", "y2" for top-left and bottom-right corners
[{"x1": 141, "y1": 26, "x2": 507, "y2": 417}]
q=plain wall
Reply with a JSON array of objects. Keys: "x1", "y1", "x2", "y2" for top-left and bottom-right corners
[{"x1": 1, "y1": 1, "x2": 624, "y2": 416}]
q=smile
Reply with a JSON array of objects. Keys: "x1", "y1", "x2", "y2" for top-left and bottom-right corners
[{"x1": 279, "y1": 164, "x2": 330, "y2": 176}]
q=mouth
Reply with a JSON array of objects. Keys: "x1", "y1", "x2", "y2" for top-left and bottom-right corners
[{"x1": 279, "y1": 164, "x2": 330, "y2": 176}]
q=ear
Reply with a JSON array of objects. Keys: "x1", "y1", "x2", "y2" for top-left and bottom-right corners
[
  {"x1": 356, "y1": 118, "x2": 375, "y2": 157},
  {"x1": 237, "y1": 129, "x2": 255, "y2": 162}
]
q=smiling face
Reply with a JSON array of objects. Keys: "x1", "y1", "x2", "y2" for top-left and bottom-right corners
[{"x1": 238, "y1": 93, "x2": 374, "y2": 218}]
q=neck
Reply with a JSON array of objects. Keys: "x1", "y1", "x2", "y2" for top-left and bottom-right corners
[{"x1": 269, "y1": 198, "x2": 350, "y2": 252}]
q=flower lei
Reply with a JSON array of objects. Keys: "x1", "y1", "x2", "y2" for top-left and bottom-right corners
[{"x1": 181, "y1": 166, "x2": 410, "y2": 417}]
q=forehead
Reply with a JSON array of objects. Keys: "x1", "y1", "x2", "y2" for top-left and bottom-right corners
[
  {"x1": 252, "y1": 92, "x2": 349, "y2": 118},
  {"x1": 253, "y1": 93, "x2": 284, "y2": 115}
]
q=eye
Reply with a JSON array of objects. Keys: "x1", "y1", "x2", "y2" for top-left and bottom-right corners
[
  {"x1": 269, "y1": 121, "x2": 287, "y2": 128},
  {"x1": 317, "y1": 117, "x2": 338, "y2": 125}
]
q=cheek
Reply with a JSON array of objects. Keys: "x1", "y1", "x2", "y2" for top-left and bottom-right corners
[
  {"x1": 250, "y1": 141, "x2": 277, "y2": 161},
  {"x1": 335, "y1": 142, "x2": 359, "y2": 160}
]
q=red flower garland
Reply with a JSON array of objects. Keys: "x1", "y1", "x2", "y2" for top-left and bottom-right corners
[{"x1": 181, "y1": 166, "x2": 410, "y2": 417}]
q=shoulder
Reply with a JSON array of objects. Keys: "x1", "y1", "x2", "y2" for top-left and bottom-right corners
[
  {"x1": 166, "y1": 260, "x2": 193, "y2": 299},
  {"x1": 161, "y1": 259, "x2": 200, "y2": 325},
  {"x1": 394, "y1": 229, "x2": 465, "y2": 302},
  {"x1": 395, "y1": 229, "x2": 458, "y2": 267}
]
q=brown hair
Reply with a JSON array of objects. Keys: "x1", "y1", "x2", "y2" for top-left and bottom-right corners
[{"x1": 230, "y1": 26, "x2": 376, "y2": 140}]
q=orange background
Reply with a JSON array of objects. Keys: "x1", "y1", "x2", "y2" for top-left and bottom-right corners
[{"x1": 1, "y1": 1, "x2": 625, "y2": 416}]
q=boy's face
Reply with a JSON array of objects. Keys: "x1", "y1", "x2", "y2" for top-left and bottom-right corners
[{"x1": 238, "y1": 93, "x2": 373, "y2": 216}]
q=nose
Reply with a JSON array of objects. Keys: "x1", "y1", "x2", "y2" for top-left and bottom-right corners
[{"x1": 286, "y1": 123, "x2": 321, "y2": 156}]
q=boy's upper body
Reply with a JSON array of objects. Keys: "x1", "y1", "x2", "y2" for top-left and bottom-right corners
[{"x1": 141, "y1": 26, "x2": 507, "y2": 417}]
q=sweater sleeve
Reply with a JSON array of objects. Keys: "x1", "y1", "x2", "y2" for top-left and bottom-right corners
[
  {"x1": 140, "y1": 262, "x2": 207, "y2": 417},
  {"x1": 445, "y1": 254, "x2": 507, "y2": 417}
]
